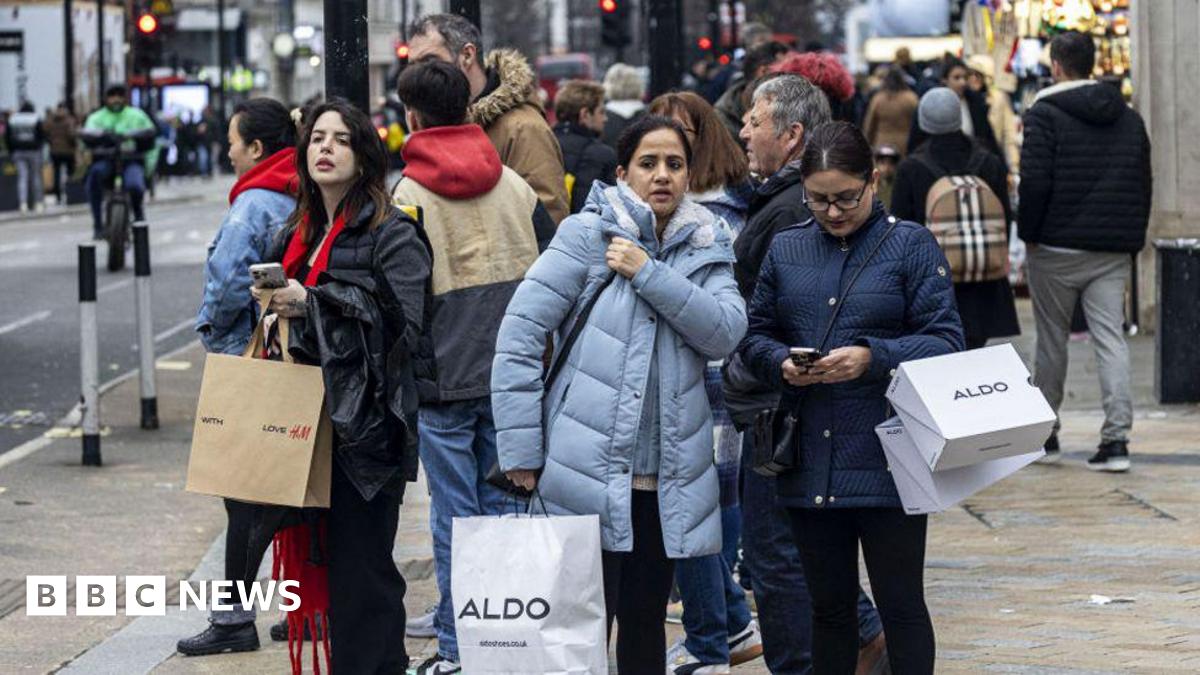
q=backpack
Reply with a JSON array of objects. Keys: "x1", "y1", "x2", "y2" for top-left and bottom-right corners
[
  {"x1": 562, "y1": 136, "x2": 595, "y2": 212},
  {"x1": 915, "y1": 149, "x2": 1009, "y2": 283}
]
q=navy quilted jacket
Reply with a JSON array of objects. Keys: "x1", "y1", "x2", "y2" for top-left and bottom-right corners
[{"x1": 739, "y1": 204, "x2": 964, "y2": 509}]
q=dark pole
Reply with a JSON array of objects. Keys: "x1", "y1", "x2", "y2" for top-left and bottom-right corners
[
  {"x1": 323, "y1": 0, "x2": 369, "y2": 110},
  {"x1": 448, "y1": 0, "x2": 481, "y2": 30},
  {"x1": 707, "y1": 0, "x2": 719, "y2": 51},
  {"x1": 279, "y1": 0, "x2": 294, "y2": 105},
  {"x1": 727, "y1": 0, "x2": 737, "y2": 53},
  {"x1": 65, "y1": 0, "x2": 75, "y2": 110},
  {"x1": 217, "y1": 0, "x2": 227, "y2": 123},
  {"x1": 648, "y1": 0, "x2": 681, "y2": 97},
  {"x1": 401, "y1": 0, "x2": 408, "y2": 40},
  {"x1": 97, "y1": 0, "x2": 107, "y2": 98}
]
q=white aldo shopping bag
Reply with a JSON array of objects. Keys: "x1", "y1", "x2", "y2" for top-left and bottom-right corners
[
  {"x1": 876, "y1": 417, "x2": 1042, "y2": 514},
  {"x1": 451, "y1": 513, "x2": 607, "y2": 674},
  {"x1": 886, "y1": 343, "x2": 1055, "y2": 471}
]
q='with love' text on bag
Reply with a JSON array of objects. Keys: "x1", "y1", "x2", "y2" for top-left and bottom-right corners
[{"x1": 452, "y1": 512, "x2": 607, "y2": 674}]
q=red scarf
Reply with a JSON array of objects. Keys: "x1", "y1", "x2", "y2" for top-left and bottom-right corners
[
  {"x1": 273, "y1": 521, "x2": 331, "y2": 675},
  {"x1": 281, "y1": 209, "x2": 351, "y2": 285}
]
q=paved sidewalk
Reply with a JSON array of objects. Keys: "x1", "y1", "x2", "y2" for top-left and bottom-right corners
[{"x1": 1, "y1": 301, "x2": 1197, "y2": 673}]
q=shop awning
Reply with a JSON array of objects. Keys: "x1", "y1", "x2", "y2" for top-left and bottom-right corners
[{"x1": 863, "y1": 35, "x2": 964, "y2": 64}]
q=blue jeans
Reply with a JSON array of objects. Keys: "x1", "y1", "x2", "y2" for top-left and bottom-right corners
[
  {"x1": 677, "y1": 550, "x2": 754, "y2": 664},
  {"x1": 86, "y1": 159, "x2": 146, "y2": 231},
  {"x1": 418, "y1": 398, "x2": 511, "y2": 663},
  {"x1": 741, "y1": 436, "x2": 883, "y2": 674}
]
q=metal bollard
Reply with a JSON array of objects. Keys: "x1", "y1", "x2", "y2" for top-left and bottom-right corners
[
  {"x1": 79, "y1": 243, "x2": 101, "y2": 466},
  {"x1": 133, "y1": 222, "x2": 159, "y2": 429}
]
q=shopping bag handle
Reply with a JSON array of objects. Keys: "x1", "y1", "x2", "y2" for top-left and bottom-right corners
[
  {"x1": 242, "y1": 289, "x2": 293, "y2": 363},
  {"x1": 504, "y1": 487, "x2": 549, "y2": 517}
]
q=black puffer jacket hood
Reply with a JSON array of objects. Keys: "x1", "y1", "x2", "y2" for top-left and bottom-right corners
[{"x1": 1039, "y1": 80, "x2": 1126, "y2": 126}]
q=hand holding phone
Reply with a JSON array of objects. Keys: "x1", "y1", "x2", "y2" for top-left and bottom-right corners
[
  {"x1": 788, "y1": 347, "x2": 823, "y2": 370},
  {"x1": 249, "y1": 263, "x2": 288, "y2": 289}
]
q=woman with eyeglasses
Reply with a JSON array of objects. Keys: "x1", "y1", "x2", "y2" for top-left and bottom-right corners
[{"x1": 739, "y1": 121, "x2": 964, "y2": 675}]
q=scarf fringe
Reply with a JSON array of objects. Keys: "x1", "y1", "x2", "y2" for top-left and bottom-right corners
[{"x1": 273, "y1": 519, "x2": 331, "y2": 675}]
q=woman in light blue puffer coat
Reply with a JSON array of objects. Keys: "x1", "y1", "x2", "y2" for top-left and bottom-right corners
[{"x1": 491, "y1": 116, "x2": 747, "y2": 672}]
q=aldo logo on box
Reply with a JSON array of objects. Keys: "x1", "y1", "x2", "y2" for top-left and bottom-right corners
[{"x1": 953, "y1": 382, "x2": 1009, "y2": 401}]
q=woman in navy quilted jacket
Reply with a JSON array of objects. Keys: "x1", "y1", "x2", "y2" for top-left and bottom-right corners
[{"x1": 739, "y1": 121, "x2": 964, "y2": 674}]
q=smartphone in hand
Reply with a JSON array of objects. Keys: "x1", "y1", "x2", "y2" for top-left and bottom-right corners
[
  {"x1": 789, "y1": 347, "x2": 823, "y2": 370},
  {"x1": 249, "y1": 263, "x2": 288, "y2": 289}
]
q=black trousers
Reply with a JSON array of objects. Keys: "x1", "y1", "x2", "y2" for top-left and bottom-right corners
[
  {"x1": 602, "y1": 490, "x2": 675, "y2": 674},
  {"x1": 328, "y1": 462, "x2": 408, "y2": 674},
  {"x1": 51, "y1": 154, "x2": 75, "y2": 202},
  {"x1": 223, "y1": 498, "x2": 270, "y2": 587},
  {"x1": 788, "y1": 507, "x2": 934, "y2": 675}
]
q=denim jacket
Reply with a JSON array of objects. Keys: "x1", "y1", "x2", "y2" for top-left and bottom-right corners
[{"x1": 195, "y1": 188, "x2": 295, "y2": 354}]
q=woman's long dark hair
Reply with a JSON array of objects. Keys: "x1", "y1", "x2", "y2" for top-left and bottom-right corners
[{"x1": 286, "y1": 98, "x2": 391, "y2": 247}]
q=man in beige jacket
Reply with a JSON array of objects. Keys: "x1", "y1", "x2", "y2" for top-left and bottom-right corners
[{"x1": 408, "y1": 13, "x2": 570, "y2": 225}]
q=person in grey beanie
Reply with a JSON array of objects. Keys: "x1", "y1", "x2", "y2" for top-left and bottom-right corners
[{"x1": 890, "y1": 87, "x2": 1020, "y2": 351}]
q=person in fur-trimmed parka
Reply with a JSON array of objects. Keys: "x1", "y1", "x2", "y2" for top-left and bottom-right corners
[{"x1": 409, "y1": 14, "x2": 570, "y2": 225}]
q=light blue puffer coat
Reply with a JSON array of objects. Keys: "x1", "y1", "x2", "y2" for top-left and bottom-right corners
[{"x1": 491, "y1": 182, "x2": 748, "y2": 558}]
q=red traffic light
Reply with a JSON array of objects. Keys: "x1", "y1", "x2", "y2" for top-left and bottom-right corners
[
  {"x1": 599, "y1": 0, "x2": 617, "y2": 13},
  {"x1": 395, "y1": 43, "x2": 410, "y2": 59},
  {"x1": 697, "y1": 37, "x2": 713, "y2": 50},
  {"x1": 137, "y1": 13, "x2": 158, "y2": 34},
  {"x1": 718, "y1": 54, "x2": 731, "y2": 65}
]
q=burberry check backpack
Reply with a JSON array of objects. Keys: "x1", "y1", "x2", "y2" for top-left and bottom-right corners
[{"x1": 915, "y1": 150, "x2": 1009, "y2": 283}]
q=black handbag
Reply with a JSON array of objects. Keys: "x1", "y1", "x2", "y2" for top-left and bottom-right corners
[
  {"x1": 485, "y1": 272, "x2": 617, "y2": 498},
  {"x1": 751, "y1": 219, "x2": 898, "y2": 477}
]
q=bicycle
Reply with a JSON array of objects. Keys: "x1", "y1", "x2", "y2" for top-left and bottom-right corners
[{"x1": 82, "y1": 129, "x2": 155, "y2": 271}]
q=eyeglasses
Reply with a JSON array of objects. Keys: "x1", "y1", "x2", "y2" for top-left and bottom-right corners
[{"x1": 803, "y1": 180, "x2": 871, "y2": 213}]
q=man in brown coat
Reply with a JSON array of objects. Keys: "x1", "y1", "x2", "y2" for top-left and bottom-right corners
[
  {"x1": 408, "y1": 14, "x2": 569, "y2": 225},
  {"x1": 42, "y1": 102, "x2": 78, "y2": 203}
]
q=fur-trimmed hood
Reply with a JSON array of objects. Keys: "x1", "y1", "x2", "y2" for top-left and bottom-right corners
[
  {"x1": 469, "y1": 49, "x2": 542, "y2": 129},
  {"x1": 581, "y1": 180, "x2": 735, "y2": 257}
]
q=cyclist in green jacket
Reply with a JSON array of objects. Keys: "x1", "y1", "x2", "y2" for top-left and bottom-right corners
[{"x1": 82, "y1": 85, "x2": 157, "y2": 238}]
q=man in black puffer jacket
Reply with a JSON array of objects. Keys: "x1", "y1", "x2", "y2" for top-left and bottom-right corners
[{"x1": 1018, "y1": 30, "x2": 1152, "y2": 473}]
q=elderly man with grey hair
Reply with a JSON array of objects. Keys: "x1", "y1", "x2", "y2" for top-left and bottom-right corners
[
  {"x1": 730, "y1": 73, "x2": 890, "y2": 673},
  {"x1": 601, "y1": 62, "x2": 646, "y2": 148}
]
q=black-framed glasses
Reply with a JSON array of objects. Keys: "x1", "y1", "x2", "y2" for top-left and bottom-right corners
[{"x1": 803, "y1": 179, "x2": 871, "y2": 213}]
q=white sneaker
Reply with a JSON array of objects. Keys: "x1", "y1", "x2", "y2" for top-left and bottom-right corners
[
  {"x1": 405, "y1": 605, "x2": 437, "y2": 638},
  {"x1": 728, "y1": 619, "x2": 764, "y2": 666},
  {"x1": 665, "y1": 639, "x2": 731, "y2": 675}
]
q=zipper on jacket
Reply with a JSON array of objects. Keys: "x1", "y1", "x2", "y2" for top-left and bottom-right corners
[{"x1": 838, "y1": 237, "x2": 849, "y2": 252}]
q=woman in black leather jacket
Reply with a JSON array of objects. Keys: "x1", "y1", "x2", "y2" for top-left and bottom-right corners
[{"x1": 255, "y1": 98, "x2": 431, "y2": 674}]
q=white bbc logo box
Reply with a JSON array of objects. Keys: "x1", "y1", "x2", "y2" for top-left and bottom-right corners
[{"x1": 26, "y1": 576, "x2": 168, "y2": 616}]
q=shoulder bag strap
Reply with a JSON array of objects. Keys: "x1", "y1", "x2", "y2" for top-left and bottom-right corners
[
  {"x1": 543, "y1": 271, "x2": 617, "y2": 387},
  {"x1": 814, "y1": 218, "x2": 899, "y2": 353}
]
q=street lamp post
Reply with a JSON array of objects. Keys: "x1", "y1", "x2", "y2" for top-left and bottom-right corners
[
  {"x1": 648, "y1": 0, "x2": 681, "y2": 97},
  {"x1": 97, "y1": 0, "x2": 106, "y2": 97},
  {"x1": 64, "y1": 0, "x2": 74, "y2": 110}
]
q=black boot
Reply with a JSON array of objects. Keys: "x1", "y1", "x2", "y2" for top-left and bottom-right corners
[
  {"x1": 270, "y1": 617, "x2": 317, "y2": 642},
  {"x1": 176, "y1": 622, "x2": 260, "y2": 656}
]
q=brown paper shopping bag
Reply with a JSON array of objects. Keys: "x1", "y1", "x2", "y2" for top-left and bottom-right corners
[{"x1": 186, "y1": 307, "x2": 333, "y2": 507}]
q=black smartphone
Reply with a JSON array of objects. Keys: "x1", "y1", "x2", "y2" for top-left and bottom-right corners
[{"x1": 789, "y1": 347, "x2": 823, "y2": 369}]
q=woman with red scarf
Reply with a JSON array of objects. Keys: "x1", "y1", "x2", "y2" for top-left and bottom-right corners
[{"x1": 254, "y1": 99, "x2": 431, "y2": 674}]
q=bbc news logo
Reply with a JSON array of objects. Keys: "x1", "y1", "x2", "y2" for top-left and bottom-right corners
[{"x1": 26, "y1": 576, "x2": 300, "y2": 616}]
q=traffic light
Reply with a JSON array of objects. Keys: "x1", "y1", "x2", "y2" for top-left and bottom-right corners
[
  {"x1": 697, "y1": 36, "x2": 713, "y2": 51},
  {"x1": 600, "y1": 0, "x2": 630, "y2": 49},
  {"x1": 137, "y1": 13, "x2": 158, "y2": 34},
  {"x1": 132, "y1": 10, "x2": 163, "y2": 73}
]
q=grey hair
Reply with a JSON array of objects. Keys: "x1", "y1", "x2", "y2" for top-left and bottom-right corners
[
  {"x1": 752, "y1": 74, "x2": 832, "y2": 138},
  {"x1": 740, "y1": 22, "x2": 773, "y2": 49},
  {"x1": 603, "y1": 63, "x2": 645, "y2": 102},
  {"x1": 410, "y1": 13, "x2": 483, "y2": 65}
]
